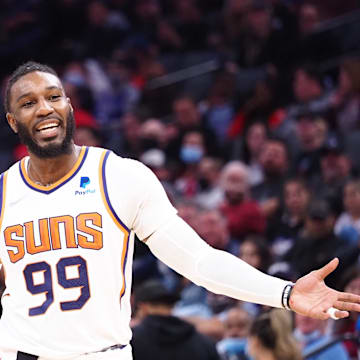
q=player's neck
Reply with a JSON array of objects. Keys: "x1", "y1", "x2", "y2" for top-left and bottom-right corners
[{"x1": 27, "y1": 143, "x2": 81, "y2": 187}]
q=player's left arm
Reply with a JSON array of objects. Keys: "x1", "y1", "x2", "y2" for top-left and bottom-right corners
[
  {"x1": 145, "y1": 216, "x2": 360, "y2": 320},
  {"x1": 127, "y1": 158, "x2": 360, "y2": 320}
]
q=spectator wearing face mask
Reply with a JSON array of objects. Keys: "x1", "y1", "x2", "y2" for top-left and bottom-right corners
[
  {"x1": 217, "y1": 307, "x2": 253, "y2": 360},
  {"x1": 167, "y1": 96, "x2": 218, "y2": 163},
  {"x1": 294, "y1": 314, "x2": 349, "y2": 360},
  {"x1": 175, "y1": 131, "x2": 207, "y2": 198},
  {"x1": 219, "y1": 161, "x2": 266, "y2": 241},
  {"x1": 334, "y1": 179, "x2": 360, "y2": 246}
]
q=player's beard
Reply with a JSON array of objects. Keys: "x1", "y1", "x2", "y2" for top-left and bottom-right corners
[{"x1": 16, "y1": 110, "x2": 75, "y2": 158}]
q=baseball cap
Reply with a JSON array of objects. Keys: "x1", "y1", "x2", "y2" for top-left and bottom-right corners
[
  {"x1": 321, "y1": 136, "x2": 344, "y2": 156},
  {"x1": 135, "y1": 280, "x2": 180, "y2": 305},
  {"x1": 308, "y1": 200, "x2": 331, "y2": 220}
]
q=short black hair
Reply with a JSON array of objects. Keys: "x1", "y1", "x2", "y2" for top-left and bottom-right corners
[{"x1": 4, "y1": 61, "x2": 59, "y2": 113}]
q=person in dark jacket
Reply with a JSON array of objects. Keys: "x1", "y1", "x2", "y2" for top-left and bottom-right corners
[
  {"x1": 285, "y1": 199, "x2": 359, "y2": 289},
  {"x1": 131, "y1": 280, "x2": 220, "y2": 360}
]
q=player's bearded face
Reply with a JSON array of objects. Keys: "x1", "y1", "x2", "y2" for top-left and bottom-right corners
[{"x1": 16, "y1": 109, "x2": 75, "y2": 158}]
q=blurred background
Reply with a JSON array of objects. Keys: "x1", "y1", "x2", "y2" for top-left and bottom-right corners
[{"x1": 2, "y1": 0, "x2": 360, "y2": 359}]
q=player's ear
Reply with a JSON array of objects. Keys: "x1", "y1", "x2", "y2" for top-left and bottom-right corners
[
  {"x1": 67, "y1": 98, "x2": 74, "y2": 113},
  {"x1": 6, "y1": 112, "x2": 18, "y2": 134}
]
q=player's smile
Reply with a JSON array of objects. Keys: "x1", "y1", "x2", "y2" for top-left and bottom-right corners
[{"x1": 34, "y1": 117, "x2": 63, "y2": 142}]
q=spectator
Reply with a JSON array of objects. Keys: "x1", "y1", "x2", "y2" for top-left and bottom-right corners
[
  {"x1": 234, "y1": 1, "x2": 293, "y2": 68},
  {"x1": 139, "y1": 118, "x2": 169, "y2": 152},
  {"x1": 196, "y1": 209, "x2": 233, "y2": 252},
  {"x1": 332, "y1": 266, "x2": 360, "y2": 359},
  {"x1": 168, "y1": 96, "x2": 217, "y2": 161},
  {"x1": 219, "y1": 161, "x2": 266, "y2": 241},
  {"x1": 247, "y1": 309, "x2": 302, "y2": 360},
  {"x1": 238, "y1": 235, "x2": 272, "y2": 273},
  {"x1": 252, "y1": 138, "x2": 290, "y2": 229},
  {"x1": 169, "y1": 0, "x2": 210, "y2": 51},
  {"x1": 73, "y1": 109, "x2": 102, "y2": 147},
  {"x1": 294, "y1": 314, "x2": 350, "y2": 360},
  {"x1": 330, "y1": 58, "x2": 360, "y2": 135},
  {"x1": 81, "y1": 0, "x2": 129, "y2": 58},
  {"x1": 140, "y1": 148, "x2": 177, "y2": 202},
  {"x1": 293, "y1": 3, "x2": 335, "y2": 65},
  {"x1": 312, "y1": 136, "x2": 352, "y2": 216},
  {"x1": 298, "y1": 4, "x2": 320, "y2": 37},
  {"x1": 176, "y1": 199, "x2": 201, "y2": 229},
  {"x1": 115, "y1": 112, "x2": 143, "y2": 158},
  {"x1": 175, "y1": 130, "x2": 207, "y2": 198},
  {"x1": 275, "y1": 64, "x2": 331, "y2": 146},
  {"x1": 232, "y1": 121, "x2": 268, "y2": 186},
  {"x1": 201, "y1": 72, "x2": 236, "y2": 151},
  {"x1": 217, "y1": 307, "x2": 253, "y2": 360},
  {"x1": 285, "y1": 199, "x2": 359, "y2": 288},
  {"x1": 335, "y1": 179, "x2": 360, "y2": 246},
  {"x1": 174, "y1": 208, "x2": 236, "y2": 326},
  {"x1": 237, "y1": 121, "x2": 267, "y2": 187},
  {"x1": 294, "y1": 113, "x2": 328, "y2": 182},
  {"x1": 195, "y1": 157, "x2": 223, "y2": 210},
  {"x1": 272, "y1": 179, "x2": 310, "y2": 260},
  {"x1": 132, "y1": 280, "x2": 220, "y2": 360}
]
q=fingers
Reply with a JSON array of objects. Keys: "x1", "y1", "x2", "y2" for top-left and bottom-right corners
[
  {"x1": 333, "y1": 300, "x2": 360, "y2": 313},
  {"x1": 308, "y1": 306, "x2": 349, "y2": 320},
  {"x1": 327, "y1": 309, "x2": 349, "y2": 319},
  {"x1": 326, "y1": 307, "x2": 348, "y2": 320},
  {"x1": 314, "y1": 258, "x2": 339, "y2": 280},
  {"x1": 338, "y1": 292, "x2": 360, "y2": 303}
]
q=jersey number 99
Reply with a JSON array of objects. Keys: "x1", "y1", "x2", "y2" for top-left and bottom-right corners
[{"x1": 23, "y1": 255, "x2": 90, "y2": 316}]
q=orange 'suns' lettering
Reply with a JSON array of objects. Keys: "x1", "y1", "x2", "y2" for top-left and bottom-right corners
[
  {"x1": 50, "y1": 215, "x2": 77, "y2": 249},
  {"x1": 4, "y1": 225, "x2": 25, "y2": 263},
  {"x1": 77, "y1": 213, "x2": 103, "y2": 250},
  {"x1": 25, "y1": 220, "x2": 51, "y2": 254}
]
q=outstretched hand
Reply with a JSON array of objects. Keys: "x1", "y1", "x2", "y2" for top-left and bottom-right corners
[{"x1": 290, "y1": 258, "x2": 360, "y2": 320}]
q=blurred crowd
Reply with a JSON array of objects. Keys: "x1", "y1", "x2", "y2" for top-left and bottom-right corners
[{"x1": 1, "y1": 0, "x2": 360, "y2": 359}]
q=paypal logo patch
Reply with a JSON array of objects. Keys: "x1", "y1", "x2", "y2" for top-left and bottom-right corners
[
  {"x1": 80, "y1": 177, "x2": 90, "y2": 188},
  {"x1": 76, "y1": 176, "x2": 95, "y2": 195}
]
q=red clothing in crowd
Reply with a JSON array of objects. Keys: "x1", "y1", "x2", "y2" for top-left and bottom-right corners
[{"x1": 220, "y1": 200, "x2": 266, "y2": 239}]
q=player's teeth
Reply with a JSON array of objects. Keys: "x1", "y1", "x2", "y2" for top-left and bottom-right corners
[{"x1": 39, "y1": 123, "x2": 58, "y2": 131}]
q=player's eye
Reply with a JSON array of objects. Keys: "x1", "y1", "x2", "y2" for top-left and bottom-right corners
[
  {"x1": 49, "y1": 95, "x2": 61, "y2": 101},
  {"x1": 22, "y1": 101, "x2": 34, "y2": 108}
]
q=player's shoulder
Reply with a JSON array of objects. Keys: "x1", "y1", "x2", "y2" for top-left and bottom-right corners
[{"x1": 91, "y1": 146, "x2": 151, "y2": 176}]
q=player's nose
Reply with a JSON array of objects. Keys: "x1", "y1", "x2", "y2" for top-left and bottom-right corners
[{"x1": 36, "y1": 97, "x2": 54, "y2": 117}]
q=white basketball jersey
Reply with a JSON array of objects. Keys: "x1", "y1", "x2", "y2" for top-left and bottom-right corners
[{"x1": 0, "y1": 146, "x2": 176, "y2": 358}]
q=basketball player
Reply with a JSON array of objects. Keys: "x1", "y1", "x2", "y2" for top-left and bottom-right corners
[{"x1": 0, "y1": 62, "x2": 359, "y2": 360}]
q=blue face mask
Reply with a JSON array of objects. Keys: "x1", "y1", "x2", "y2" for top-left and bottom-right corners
[
  {"x1": 63, "y1": 71, "x2": 86, "y2": 87},
  {"x1": 294, "y1": 329, "x2": 321, "y2": 345},
  {"x1": 217, "y1": 338, "x2": 247, "y2": 356},
  {"x1": 180, "y1": 145, "x2": 204, "y2": 164}
]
